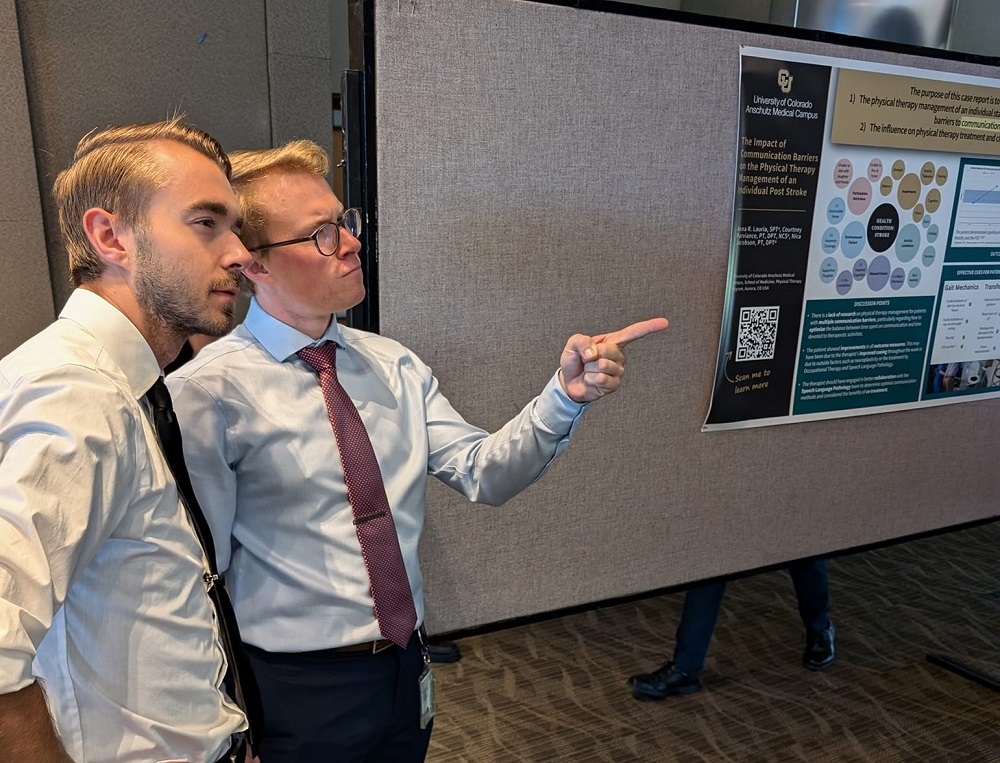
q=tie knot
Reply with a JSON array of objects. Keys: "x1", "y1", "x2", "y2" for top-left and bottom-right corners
[
  {"x1": 297, "y1": 341, "x2": 338, "y2": 374},
  {"x1": 144, "y1": 377, "x2": 172, "y2": 412}
]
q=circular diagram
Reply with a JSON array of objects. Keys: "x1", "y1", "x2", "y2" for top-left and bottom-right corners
[{"x1": 867, "y1": 203, "x2": 899, "y2": 252}]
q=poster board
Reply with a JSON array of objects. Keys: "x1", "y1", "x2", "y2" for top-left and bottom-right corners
[
  {"x1": 369, "y1": 0, "x2": 1000, "y2": 633},
  {"x1": 706, "y1": 48, "x2": 1000, "y2": 430}
]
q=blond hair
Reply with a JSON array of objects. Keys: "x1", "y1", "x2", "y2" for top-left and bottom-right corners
[
  {"x1": 228, "y1": 140, "x2": 330, "y2": 255},
  {"x1": 54, "y1": 117, "x2": 230, "y2": 286}
]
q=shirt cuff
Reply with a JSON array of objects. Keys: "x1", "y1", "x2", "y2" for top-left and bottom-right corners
[
  {"x1": 0, "y1": 647, "x2": 36, "y2": 695},
  {"x1": 533, "y1": 370, "x2": 588, "y2": 433}
]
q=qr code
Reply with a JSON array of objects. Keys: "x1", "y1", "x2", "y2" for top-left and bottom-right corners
[{"x1": 736, "y1": 306, "x2": 779, "y2": 361}]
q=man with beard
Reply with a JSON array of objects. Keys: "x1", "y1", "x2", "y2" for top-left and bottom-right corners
[
  {"x1": 168, "y1": 139, "x2": 669, "y2": 763},
  {"x1": 0, "y1": 118, "x2": 259, "y2": 762}
]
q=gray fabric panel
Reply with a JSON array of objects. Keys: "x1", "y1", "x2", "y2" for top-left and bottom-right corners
[
  {"x1": 0, "y1": 5, "x2": 54, "y2": 354},
  {"x1": 266, "y1": 0, "x2": 334, "y2": 147},
  {"x1": 16, "y1": 0, "x2": 272, "y2": 310},
  {"x1": 330, "y1": 0, "x2": 350, "y2": 90},
  {"x1": 374, "y1": 0, "x2": 1000, "y2": 632},
  {"x1": 266, "y1": 0, "x2": 331, "y2": 59},
  {"x1": 267, "y1": 52, "x2": 334, "y2": 146}
]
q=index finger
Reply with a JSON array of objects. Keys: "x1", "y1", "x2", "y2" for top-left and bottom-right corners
[{"x1": 602, "y1": 317, "x2": 670, "y2": 347}]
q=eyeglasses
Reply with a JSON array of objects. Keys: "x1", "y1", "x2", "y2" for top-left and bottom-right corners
[{"x1": 248, "y1": 208, "x2": 363, "y2": 257}]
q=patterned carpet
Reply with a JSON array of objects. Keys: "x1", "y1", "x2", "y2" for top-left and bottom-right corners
[{"x1": 427, "y1": 523, "x2": 1000, "y2": 762}]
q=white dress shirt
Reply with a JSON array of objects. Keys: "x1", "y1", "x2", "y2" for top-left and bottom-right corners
[
  {"x1": 168, "y1": 298, "x2": 586, "y2": 652},
  {"x1": 0, "y1": 289, "x2": 245, "y2": 762}
]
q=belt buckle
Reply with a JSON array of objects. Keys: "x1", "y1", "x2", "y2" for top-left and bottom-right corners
[
  {"x1": 224, "y1": 732, "x2": 247, "y2": 763},
  {"x1": 372, "y1": 638, "x2": 394, "y2": 654}
]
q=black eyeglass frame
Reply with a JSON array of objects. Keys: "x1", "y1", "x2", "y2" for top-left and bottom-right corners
[{"x1": 247, "y1": 207, "x2": 363, "y2": 257}]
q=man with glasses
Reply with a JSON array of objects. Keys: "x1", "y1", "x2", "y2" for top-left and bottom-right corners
[{"x1": 168, "y1": 139, "x2": 668, "y2": 763}]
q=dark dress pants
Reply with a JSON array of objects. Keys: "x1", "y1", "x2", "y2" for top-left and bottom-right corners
[
  {"x1": 673, "y1": 559, "x2": 830, "y2": 674},
  {"x1": 246, "y1": 634, "x2": 432, "y2": 763}
]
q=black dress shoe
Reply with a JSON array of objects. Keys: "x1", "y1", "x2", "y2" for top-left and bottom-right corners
[
  {"x1": 427, "y1": 640, "x2": 461, "y2": 664},
  {"x1": 627, "y1": 661, "x2": 702, "y2": 701},
  {"x1": 803, "y1": 622, "x2": 835, "y2": 671}
]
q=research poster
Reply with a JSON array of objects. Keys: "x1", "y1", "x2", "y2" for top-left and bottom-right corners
[{"x1": 705, "y1": 48, "x2": 1000, "y2": 431}]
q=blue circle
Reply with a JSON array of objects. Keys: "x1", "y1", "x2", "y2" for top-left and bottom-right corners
[
  {"x1": 853, "y1": 258, "x2": 868, "y2": 281},
  {"x1": 890, "y1": 267, "x2": 905, "y2": 290},
  {"x1": 827, "y1": 198, "x2": 846, "y2": 225},
  {"x1": 819, "y1": 257, "x2": 838, "y2": 283},
  {"x1": 842, "y1": 221, "x2": 866, "y2": 258},
  {"x1": 921, "y1": 246, "x2": 936, "y2": 266},
  {"x1": 895, "y1": 223, "x2": 921, "y2": 263},
  {"x1": 907, "y1": 267, "x2": 922, "y2": 288},
  {"x1": 836, "y1": 270, "x2": 853, "y2": 295},
  {"x1": 921, "y1": 215, "x2": 931, "y2": 229},
  {"x1": 927, "y1": 224, "x2": 939, "y2": 243},
  {"x1": 821, "y1": 227, "x2": 840, "y2": 254}
]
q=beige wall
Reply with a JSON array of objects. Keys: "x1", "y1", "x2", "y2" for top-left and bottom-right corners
[
  {"x1": 0, "y1": 0, "x2": 54, "y2": 354},
  {"x1": 8, "y1": 0, "x2": 332, "y2": 322}
]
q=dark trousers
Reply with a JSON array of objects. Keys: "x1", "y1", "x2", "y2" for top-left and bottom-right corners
[
  {"x1": 246, "y1": 635, "x2": 432, "y2": 763},
  {"x1": 673, "y1": 559, "x2": 830, "y2": 674}
]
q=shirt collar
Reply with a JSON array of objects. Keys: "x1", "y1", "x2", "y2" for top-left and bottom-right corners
[
  {"x1": 242, "y1": 297, "x2": 343, "y2": 363},
  {"x1": 59, "y1": 288, "x2": 161, "y2": 401}
]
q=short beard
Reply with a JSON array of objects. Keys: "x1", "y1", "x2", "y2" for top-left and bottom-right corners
[{"x1": 133, "y1": 232, "x2": 239, "y2": 339}]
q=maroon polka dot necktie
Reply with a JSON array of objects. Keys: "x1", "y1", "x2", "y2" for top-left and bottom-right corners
[{"x1": 298, "y1": 342, "x2": 418, "y2": 648}]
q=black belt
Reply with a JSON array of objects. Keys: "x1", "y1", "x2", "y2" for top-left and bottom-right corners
[
  {"x1": 244, "y1": 630, "x2": 423, "y2": 659},
  {"x1": 333, "y1": 629, "x2": 424, "y2": 654},
  {"x1": 333, "y1": 637, "x2": 398, "y2": 654},
  {"x1": 214, "y1": 733, "x2": 247, "y2": 763}
]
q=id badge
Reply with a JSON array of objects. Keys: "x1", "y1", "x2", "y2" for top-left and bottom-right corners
[{"x1": 418, "y1": 660, "x2": 435, "y2": 729}]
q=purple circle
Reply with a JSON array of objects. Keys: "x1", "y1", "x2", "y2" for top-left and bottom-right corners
[
  {"x1": 867, "y1": 255, "x2": 891, "y2": 291},
  {"x1": 853, "y1": 258, "x2": 868, "y2": 281},
  {"x1": 834, "y1": 158, "x2": 853, "y2": 188},
  {"x1": 890, "y1": 267, "x2": 905, "y2": 290},
  {"x1": 868, "y1": 158, "x2": 883, "y2": 182},
  {"x1": 848, "y1": 177, "x2": 873, "y2": 215},
  {"x1": 836, "y1": 270, "x2": 853, "y2": 295}
]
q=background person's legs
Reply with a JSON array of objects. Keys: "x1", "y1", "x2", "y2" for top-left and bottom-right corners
[
  {"x1": 628, "y1": 581, "x2": 728, "y2": 700},
  {"x1": 788, "y1": 559, "x2": 835, "y2": 670},
  {"x1": 672, "y1": 581, "x2": 728, "y2": 674}
]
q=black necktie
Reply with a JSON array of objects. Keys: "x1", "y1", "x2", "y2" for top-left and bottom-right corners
[{"x1": 144, "y1": 377, "x2": 264, "y2": 750}]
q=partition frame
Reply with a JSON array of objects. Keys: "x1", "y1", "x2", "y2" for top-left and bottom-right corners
[{"x1": 353, "y1": 0, "x2": 1000, "y2": 636}]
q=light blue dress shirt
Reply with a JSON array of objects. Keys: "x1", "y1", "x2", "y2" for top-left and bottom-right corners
[{"x1": 169, "y1": 298, "x2": 587, "y2": 651}]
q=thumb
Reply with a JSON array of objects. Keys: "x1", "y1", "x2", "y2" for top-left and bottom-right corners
[{"x1": 562, "y1": 333, "x2": 598, "y2": 365}]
